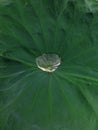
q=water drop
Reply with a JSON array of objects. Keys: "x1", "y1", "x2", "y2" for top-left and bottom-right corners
[{"x1": 36, "y1": 54, "x2": 61, "y2": 72}]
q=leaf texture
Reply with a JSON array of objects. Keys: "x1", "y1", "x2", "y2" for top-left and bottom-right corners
[{"x1": 0, "y1": 0, "x2": 98, "y2": 130}]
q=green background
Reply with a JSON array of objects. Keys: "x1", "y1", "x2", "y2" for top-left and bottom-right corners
[{"x1": 0, "y1": 0, "x2": 98, "y2": 130}]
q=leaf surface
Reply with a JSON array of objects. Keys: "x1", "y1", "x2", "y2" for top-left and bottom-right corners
[{"x1": 0, "y1": 0, "x2": 98, "y2": 130}]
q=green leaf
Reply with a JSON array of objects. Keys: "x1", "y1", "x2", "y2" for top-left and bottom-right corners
[{"x1": 0, "y1": 0, "x2": 98, "y2": 130}]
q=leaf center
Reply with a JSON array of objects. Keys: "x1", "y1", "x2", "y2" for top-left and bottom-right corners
[{"x1": 36, "y1": 54, "x2": 61, "y2": 72}]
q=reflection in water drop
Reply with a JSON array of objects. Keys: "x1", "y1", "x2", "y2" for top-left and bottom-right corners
[{"x1": 36, "y1": 54, "x2": 61, "y2": 72}]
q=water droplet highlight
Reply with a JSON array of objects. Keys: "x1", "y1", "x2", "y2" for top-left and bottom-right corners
[{"x1": 36, "y1": 54, "x2": 61, "y2": 72}]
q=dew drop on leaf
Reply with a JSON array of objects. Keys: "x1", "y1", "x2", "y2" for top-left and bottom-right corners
[{"x1": 36, "y1": 54, "x2": 61, "y2": 72}]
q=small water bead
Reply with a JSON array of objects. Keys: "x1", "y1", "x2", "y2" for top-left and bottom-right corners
[{"x1": 36, "y1": 54, "x2": 61, "y2": 72}]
